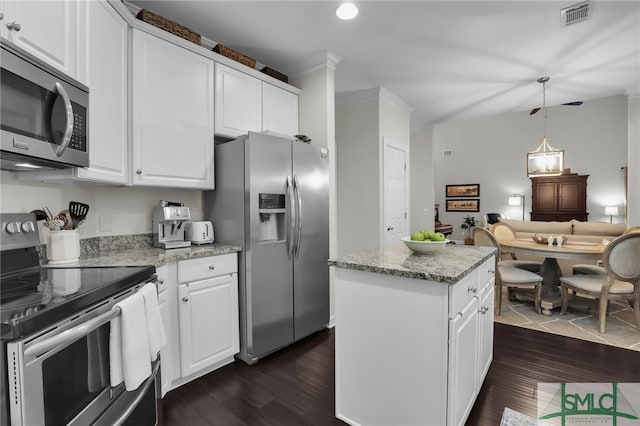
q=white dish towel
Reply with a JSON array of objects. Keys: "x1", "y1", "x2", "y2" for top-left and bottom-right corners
[
  {"x1": 109, "y1": 292, "x2": 151, "y2": 391},
  {"x1": 139, "y1": 282, "x2": 167, "y2": 361}
]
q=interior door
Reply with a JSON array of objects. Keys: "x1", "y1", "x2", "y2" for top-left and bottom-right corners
[{"x1": 383, "y1": 140, "x2": 407, "y2": 246}]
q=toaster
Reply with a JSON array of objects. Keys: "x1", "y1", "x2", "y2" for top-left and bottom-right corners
[{"x1": 185, "y1": 221, "x2": 215, "y2": 244}]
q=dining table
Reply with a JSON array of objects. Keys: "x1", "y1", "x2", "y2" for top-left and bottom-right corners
[{"x1": 499, "y1": 238, "x2": 608, "y2": 315}]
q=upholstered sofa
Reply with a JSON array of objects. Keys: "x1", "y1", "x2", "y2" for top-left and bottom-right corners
[
  {"x1": 495, "y1": 218, "x2": 627, "y2": 244},
  {"x1": 491, "y1": 218, "x2": 627, "y2": 274}
]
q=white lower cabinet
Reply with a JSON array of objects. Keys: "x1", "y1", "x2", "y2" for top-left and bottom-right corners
[
  {"x1": 156, "y1": 253, "x2": 239, "y2": 394},
  {"x1": 447, "y1": 259, "x2": 495, "y2": 426},
  {"x1": 178, "y1": 273, "x2": 239, "y2": 376},
  {"x1": 334, "y1": 255, "x2": 495, "y2": 426}
]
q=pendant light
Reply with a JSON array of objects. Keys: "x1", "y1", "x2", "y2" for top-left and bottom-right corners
[{"x1": 527, "y1": 77, "x2": 564, "y2": 177}]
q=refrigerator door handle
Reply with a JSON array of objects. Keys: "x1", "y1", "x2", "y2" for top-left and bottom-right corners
[
  {"x1": 286, "y1": 176, "x2": 295, "y2": 260},
  {"x1": 293, "y1": 175, "x2": 303, "y2": 259}
]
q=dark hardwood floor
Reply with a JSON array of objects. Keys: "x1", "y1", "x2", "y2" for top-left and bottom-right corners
[{"x1": 163, "y1": 324, "x2": 640, "y2": 426}]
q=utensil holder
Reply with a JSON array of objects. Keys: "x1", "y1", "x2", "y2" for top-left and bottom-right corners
[{"x1": 46, "y1": 230, "x2": 80, "y2": 264}]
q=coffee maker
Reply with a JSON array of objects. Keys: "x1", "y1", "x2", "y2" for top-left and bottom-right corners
[{"x1": 152, "y1": 200, "x2": 192, "y2": 249}]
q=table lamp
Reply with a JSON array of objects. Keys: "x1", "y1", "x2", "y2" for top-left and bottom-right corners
[{"x1": 604, "y1": 206, "x2": 619, "y2": 224}]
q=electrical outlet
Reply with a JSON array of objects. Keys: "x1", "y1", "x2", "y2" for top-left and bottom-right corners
[
  {"x1": 423, "y1": 208, "x2": 429, "y2": 216},
  {"x1": 99, "y1": 215, "x2": 112, "y2": 232}
]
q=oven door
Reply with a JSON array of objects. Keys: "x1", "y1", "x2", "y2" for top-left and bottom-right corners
[
  {"x1": 0, "y1": 42, "x2": 88, "y2": 169},
  {"x1": 6, "y1": 288, "x2": 159, "y2": 426}
]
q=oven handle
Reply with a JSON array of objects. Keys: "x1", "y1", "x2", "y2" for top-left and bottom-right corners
[
  {"x1": 110, "y1": 361, "x2": 160, "y2": 426},
  {"x1": 24, "y1": 306, "x2": 121, "y2": 359}
]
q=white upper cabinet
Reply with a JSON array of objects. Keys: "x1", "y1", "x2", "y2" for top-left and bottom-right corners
[
  {"x1": 262, "y1": 82, "x2": 299, "y2": 137},
  {"x1": 215, "y1": 63, "x2": 262, "y2": 138},
  {"x1": 0, "y1": 0, "x2": 86, "y2": 83},
  {"x1": 131, "y1": 29, "x2": 215, "y2": 189},
  {"x1": 76, "y1": 0, "x2": 129, "y2": 184}
]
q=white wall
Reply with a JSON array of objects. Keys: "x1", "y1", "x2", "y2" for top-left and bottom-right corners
[
  {"x1": 627, "y1": 96, "x2": 640, "y2": 227},
  {"x1": 336, "y1": 87, "x2": 411, "y2": 255},
  {"x1": 336, "y1": 96, "x2": 380, "y2": 255},
  {"x1": 410, "y1": 129, "x2": 435, "y2": 232},
  {"x1": 290, "y1": 52, "x2": 338, "y2": 326},
  {"x1": 433, "y1": 94, "x2": 629, "y2": 240},
  {"x1": 0, "y1": 171, "x2": 204, "y2": 238}
]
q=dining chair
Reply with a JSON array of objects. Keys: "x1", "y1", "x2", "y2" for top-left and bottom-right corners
[
  {"x1": 571, "y1": 226, "x2": 640, "y2": 275},
  {"x1": 560, "y1": 232, "x2": 640, "y2": 334},
  {"x1": 473, "y1": 227, "x2": 543, "y2": 315},
  {"x1": 490, "y1": 222, "x2": 542, "y2": 273},
  {"x1": 482, "y1": 213, "x2": 502, "y2": 229}
]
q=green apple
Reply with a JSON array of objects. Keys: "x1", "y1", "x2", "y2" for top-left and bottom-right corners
[
  {"x1": 410, "y1": 232, "x2": 425, "y2": 241},
  {"x1": 420, "y1": 229, "x2": 433, "y2": 240},
  {"x1": 431, "y1": 232, "x2": 446, "y2": 242}
]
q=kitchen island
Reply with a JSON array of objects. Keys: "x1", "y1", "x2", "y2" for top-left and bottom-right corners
[{"x1": 329, "y1": 243, "x2": 496, "y2": 426}]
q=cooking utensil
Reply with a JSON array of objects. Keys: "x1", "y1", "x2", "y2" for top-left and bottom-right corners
[
  {"x1": 43, "y1": 219, "x2": 65, "y2": 231},
  {"x1": 55, "y1": 210, "x2": 73, "y2": 230},
  {"x1": 30, "y1": 209, "x2": 48, "y2": 221},
  {"x1": 69, "y1": 201, "x2": 90, "y2": 229}
]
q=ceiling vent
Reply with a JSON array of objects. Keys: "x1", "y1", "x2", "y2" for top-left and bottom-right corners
[{"x1": 560, "y1": 1, "x2": 592, "y2": 26}]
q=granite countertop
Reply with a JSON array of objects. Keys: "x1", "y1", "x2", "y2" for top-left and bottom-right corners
[
  {"x1": 43, "y1": 240, "x2": 241, "y2": 268},
  {"x1": 328, "y1": 243, "x2": 496, "y2": 284}
]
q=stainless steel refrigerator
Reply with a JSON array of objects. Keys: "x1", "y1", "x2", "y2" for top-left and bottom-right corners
[{"x1": 205, "y1": 132, "x2": 329, "y2": 364}]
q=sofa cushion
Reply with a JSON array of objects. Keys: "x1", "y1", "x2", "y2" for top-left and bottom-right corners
[
  {"x1": 570, "y1": 220, "x2": 626, "y2": 237},
  {"x1": 498, "y1": 218, "x2": 572, "y2": 236}
]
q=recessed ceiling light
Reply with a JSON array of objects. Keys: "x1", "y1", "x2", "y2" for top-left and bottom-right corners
[{"x1": 336, "y1": 3, "x2": 358, "y2": 20}]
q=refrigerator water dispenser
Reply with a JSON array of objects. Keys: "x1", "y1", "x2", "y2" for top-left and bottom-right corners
[{"x1": 259, "y1": 193, "x2": 285, "y2": 242}]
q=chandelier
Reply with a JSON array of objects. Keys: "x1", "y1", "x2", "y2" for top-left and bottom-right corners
[{"x1": 527, "y1": 77, "x2": 564, "y2": 177}]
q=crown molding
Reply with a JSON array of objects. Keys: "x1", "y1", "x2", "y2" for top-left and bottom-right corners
[
  {"x1": 336, "y1": 86, "x2": 413, "y2": 115},
  {"x1": 284, "y1": 50, "x2": 341, "y2": 78}
]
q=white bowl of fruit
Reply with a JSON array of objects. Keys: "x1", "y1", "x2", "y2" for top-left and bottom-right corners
[{"x1": 401, "y1": 230, "x2": 449, "y2": 255}]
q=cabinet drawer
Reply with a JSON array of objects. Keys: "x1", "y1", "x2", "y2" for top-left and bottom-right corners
[
  {"x1": 449, "y1": 268, "x2": 479, "y2": 316},
  {"x1": 178, "y1": 253, "x2": 237, "y2": 283},
  {"x1": 477, "y1": 257, "x2": 496, "y2": 288}
]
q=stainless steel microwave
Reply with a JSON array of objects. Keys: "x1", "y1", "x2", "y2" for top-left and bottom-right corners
[{"x1": 1, "y1": 40, "x2": 89, "y2": 171}]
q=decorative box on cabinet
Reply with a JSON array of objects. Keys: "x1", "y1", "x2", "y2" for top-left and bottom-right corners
[
  {"x1": 0, "y1": 0, "x2": 86, "y2": 82},
  {"x1": 531, "y1": 174, "x2": 589, "y2": 222},
  {"x1": 131, "y1": 29, "x2": 215, "y2": 189}
]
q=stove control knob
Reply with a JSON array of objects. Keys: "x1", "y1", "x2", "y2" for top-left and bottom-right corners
[
  {"x1": 6, "y1": 221, "x2": 21, "y2": 234},
  {"x1": 21, "y1": 221, "x2": 36, "y2": 233}
]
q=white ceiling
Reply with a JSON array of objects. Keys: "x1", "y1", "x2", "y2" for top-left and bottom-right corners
[{"x1": 128, "y1": 1, "x2": 640, "y2": 129}]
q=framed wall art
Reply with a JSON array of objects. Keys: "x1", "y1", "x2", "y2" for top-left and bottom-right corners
[
  {"x1": 446, "y1": 184, "x2": 480, "y2": 198},
  {"x1": 446, "y1": 199, "x2": 480, "y2": 212}
]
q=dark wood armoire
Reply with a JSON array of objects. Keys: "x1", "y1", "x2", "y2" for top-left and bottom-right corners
[{"x1": 530, "y1": 174, "x2": 589, "y2": 222}]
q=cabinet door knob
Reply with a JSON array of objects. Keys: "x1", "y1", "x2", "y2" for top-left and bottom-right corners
[
  {"x1": 208, "y1": 265, "x2": 216, "y2": 270},
  {"x1": 479, "y1": 306, "x2": 489, "y2": 314},
  {"x1": 157, "y1": 278, "x2": 165, "y2": 285},
  {"x1": 6, "y1": 21, "x2": 20, "y2": 31},
  {"x1": 468, "y1": 286, "x2": 477, "y2": 293},
  {"x1": 136, "y1": 169, "x2": 142, "y2": 174},
  {"x1": 182, "y1": 297, "x2": 189, "y2": 302},
  {"x1": 387, "y1": 225, "x2": 394, "y2": 231}
]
